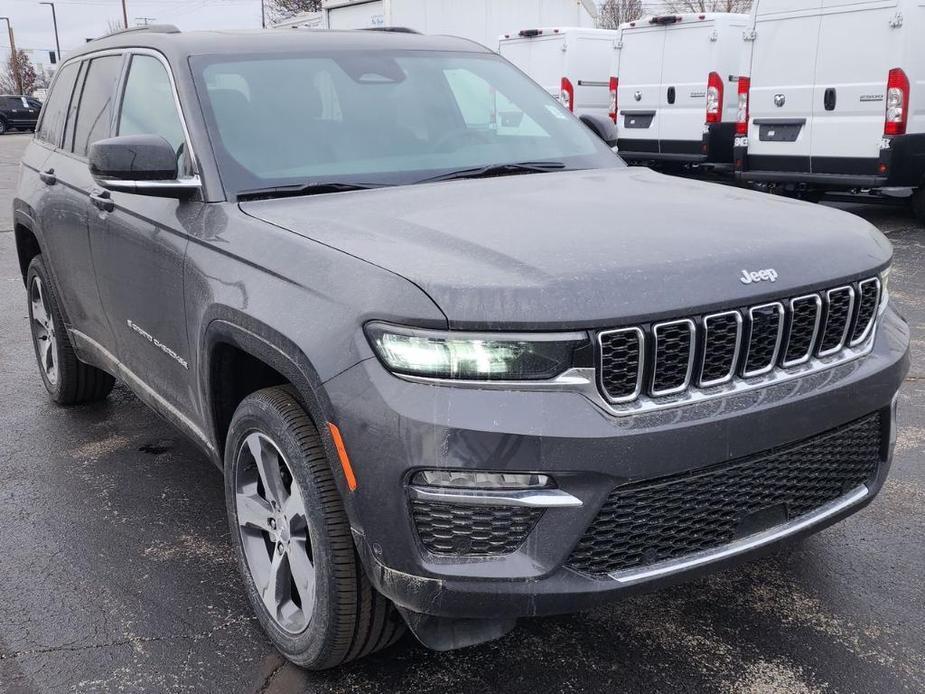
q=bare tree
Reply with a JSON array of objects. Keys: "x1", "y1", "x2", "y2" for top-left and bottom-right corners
[
  {"x1": 598, "y1": 0, "x2": 644, "y2": 29},
  {"x1": 661, "y1": 0, "x2": 753, "y2": 12},
  {"x1": 267, "y1": 0, "x2": 323, "y2": 24},
  {"x1": 1, "y1": 50, "x2": 38, "y2": 95}
]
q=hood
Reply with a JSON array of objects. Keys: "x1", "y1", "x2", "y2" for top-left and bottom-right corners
[{"x1": 241, "y1": 168, "x2": 891, "y2": 330}]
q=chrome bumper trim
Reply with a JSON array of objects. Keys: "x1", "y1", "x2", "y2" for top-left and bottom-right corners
[
  {"x1": 408, "y1": 486, "x2": 583, "y2": 508},
  {"x1": 607, "y1": 485, "x2": 869, "y2": 585}
]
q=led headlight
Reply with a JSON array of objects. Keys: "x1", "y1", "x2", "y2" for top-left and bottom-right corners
[
  {"x1": 365, "y1": 322, "x2": 590, "y2": 381},
  {"x1": 879, "y1": 267, "x2": 891, "y2": 315}
]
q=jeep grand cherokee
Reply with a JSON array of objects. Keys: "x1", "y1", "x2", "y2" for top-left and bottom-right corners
[{"x1": 13, "y1": 26, "x2": 909, "y2": 668}]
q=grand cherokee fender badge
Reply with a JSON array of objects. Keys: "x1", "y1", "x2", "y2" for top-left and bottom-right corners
[
  {"x1": 740, "y1": 268, "x2": 779, "y2": 285},
  {"x1": 126, "y1": 319, "x2": 189, "y2": 369}
]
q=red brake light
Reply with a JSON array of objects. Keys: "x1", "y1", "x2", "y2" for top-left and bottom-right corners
[
  {"x1": 736, "y1": 76, "x2": 751, "y2": 136},
  {"x1": 706, "y1": 71, "x2": 724, "y2": 124},
  {"x1": 885, "y1": 68, "x2": 909, "y2": 136},
  {"x1": 560, "y1": 77, "x2": 574, "y2": 112},
  {"x1": 609, "y1": 76, "x2": 618, "y2": 123}
]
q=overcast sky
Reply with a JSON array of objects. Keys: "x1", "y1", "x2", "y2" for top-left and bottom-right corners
[{"x1": 4, "y1": 0, "x2": 263, "y2": 61}]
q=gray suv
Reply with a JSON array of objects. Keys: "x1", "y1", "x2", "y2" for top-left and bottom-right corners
[{"x1": 13, "y1": 26, "x2": 910, "y2": 669}]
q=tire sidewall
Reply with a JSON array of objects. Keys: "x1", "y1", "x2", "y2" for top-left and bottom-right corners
[
  {"x1": 26, "y1": 257, "x2": 66, "y2": 401},
  {"x1": 224, "y1": 394, "x2": 342, "y2": 666}
]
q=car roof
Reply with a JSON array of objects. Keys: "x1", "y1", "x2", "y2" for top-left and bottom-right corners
[{"x1": 65, "y1": 26, "x2": 492, "y2": 63}]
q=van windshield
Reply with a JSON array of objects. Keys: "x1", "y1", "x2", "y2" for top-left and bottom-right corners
[{"x1": 191, "y1": 50, "x2": 621, "y2": 198}]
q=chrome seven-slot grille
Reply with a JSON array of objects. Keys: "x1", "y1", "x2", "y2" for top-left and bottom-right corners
[{"x1": 598, "y1": 278, "x2": 881, "y2": 405}]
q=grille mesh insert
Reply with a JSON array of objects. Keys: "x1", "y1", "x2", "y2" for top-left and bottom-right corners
[
  {"x1": 743, "y1": 304, "x2": 783, "y2": 375},
  {"x1": 784, "y1": 297, "x2": 820, "y2": 364},
  {"x1": 819, "y1": 288, "x2": 854, "y2": 353},
  {"x1": 652, "y1": 322, "x2": 692, "y2": 393},
  {"x1": 852, "y1": 280, "x2": 880, "y2": 344},
  {"x1": 701, "y1": 313, "x2": 740, "y2": 384},
  {"x1": 599, "y1": 329, "x2": 642, "y2": 401},
  {"x1": 566, "y1": 413, "x2": 882, "y2": 577},
  {"x1": 411, "y1": 501, "x2": 542, "y2": 555}
]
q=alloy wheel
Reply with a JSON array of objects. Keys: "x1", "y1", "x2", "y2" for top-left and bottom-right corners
[
  {"x1": 30, "y1": 276, "x2": 58, "y2": 386},
  {"x1": 235, "y1": 432, "x2": 315, "y2": 635}
]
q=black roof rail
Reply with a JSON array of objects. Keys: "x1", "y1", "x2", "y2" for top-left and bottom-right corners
[
  {"x1": 359, "y1": 26, "x2": 421, "y2": 34},
  {"x1": 97, "y1": 24, "x2": 181, "y2": 40}
]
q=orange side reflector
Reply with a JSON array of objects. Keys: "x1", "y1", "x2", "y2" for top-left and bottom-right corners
[{"x1": 327, "y1": 423, "x2": 357, "y2": 491}]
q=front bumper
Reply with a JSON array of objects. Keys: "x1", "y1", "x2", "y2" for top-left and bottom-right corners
[{"x1": 324, "y1": 307, "x2": 908, "y2": 620}]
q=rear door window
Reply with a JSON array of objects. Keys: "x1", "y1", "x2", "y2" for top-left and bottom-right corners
[
  {"x1": 36, "y1": 61, "x2": 79, "y2": 146},
  {"x1": 70, "y1": 55, "x2": 123, "y2": 157},
  {"x1": 118, "y1": 54, "x2": 190, "y2": 173}
]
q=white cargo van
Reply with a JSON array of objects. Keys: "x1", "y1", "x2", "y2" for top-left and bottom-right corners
[
  {"x1": 321, "y1": 0, "x2": 598, "y2": 45},
  {"x1": 499, "y1": 27, "x2": 620, "y2": 140},
  {"x1": 735, "y1": 0, "x2": 925, "y2": 219},
  {"x1": 613, "y1": 14, "x2": 748, "y2": 169}
]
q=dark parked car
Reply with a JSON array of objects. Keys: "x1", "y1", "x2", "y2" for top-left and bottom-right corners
[
  {"x1": 0, "y1": 94, "x2": 42, "y2": 134},
  {"x1": 12, "y1": 25, "x2": 909, "y2": 669}
]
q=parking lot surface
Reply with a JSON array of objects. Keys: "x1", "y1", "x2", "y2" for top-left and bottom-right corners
[{"x1": 0, "y1": 132, "x2": 923, "y2": 693}]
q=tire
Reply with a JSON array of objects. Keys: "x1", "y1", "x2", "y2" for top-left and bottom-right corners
[
  {"x1": 224, "y1": 387, "x2": 404, "y2": 669},
  {"x1": 912, "y1": 187, "x2": 925, "y2": 225},
  {"x1": 0, "y1": 119, "x2": 8, "y2": 135},
  {"x1": 26, "y1": 256, "x2": 115, "y2": 405}
]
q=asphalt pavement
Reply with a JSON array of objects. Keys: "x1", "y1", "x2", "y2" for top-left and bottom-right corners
[{"x1": 0, "y1": 132, "x2": 923, "y2": 693}]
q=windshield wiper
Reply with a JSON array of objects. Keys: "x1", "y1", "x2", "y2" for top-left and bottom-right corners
[
  {"x1": 237, "y1": 182, "x2": 383, "y2": 201},
  {"x1": 416, "y1": 161, "x2": 568, "y2": 184}
]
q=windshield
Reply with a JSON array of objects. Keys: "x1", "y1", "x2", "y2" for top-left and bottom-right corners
[{"x1": 191, "y1": 50, "x2": 621, "y2": 198}]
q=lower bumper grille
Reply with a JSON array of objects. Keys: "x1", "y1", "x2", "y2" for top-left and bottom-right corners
[
  {"x1": 411, "y1": 501, "x2": 542, "y2": 555},
  {"x1": 567, "y1": 413, "x2": 883, "y2": 577}
]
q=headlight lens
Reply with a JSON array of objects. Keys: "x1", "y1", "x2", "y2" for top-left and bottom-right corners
[
  {"x1": 879, "y1": 267, "x2": 891, "y2": 314},
  {"x1": 366, "y1": 322, "x2": 589, "y2": 381}
]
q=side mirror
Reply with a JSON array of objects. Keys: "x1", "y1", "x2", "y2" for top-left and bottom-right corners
[
  {"x1": 579, "y1": 114, "x2": 618, "y2": 147},
  {"x1": 89, "y1": 134, "x2": 200, "y2": 198}
]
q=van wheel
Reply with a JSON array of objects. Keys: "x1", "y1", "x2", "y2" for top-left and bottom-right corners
[
  {"x1": 26, "y1": 256, "x2": 115, "y2": 405},
  {"x1": 224, "y1": 387, "x2": 404, "y2": 669},
  {"x1": 911, "y1": 188, "x2": 925, "y2": 225}
]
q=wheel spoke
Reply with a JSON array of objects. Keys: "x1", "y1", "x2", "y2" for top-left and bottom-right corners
[
  {"x1": 289, "y1": 538, "x2": 315, "y2": 610},
  {"x1": 236, "y1": 491, "x2": 273, "y2": 531},
  {"x1": 246, "y1": 434, "x2": 287, "y2": 504},
  {"x1": 282, "y1": 482, "x2": 305, "y2": 524},
  {"x1": 260, "y1": 549, "x2": 287, "y2": 619}
]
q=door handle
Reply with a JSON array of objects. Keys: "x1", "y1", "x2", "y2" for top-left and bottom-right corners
[
  {"x1": 667, "y1": 86, "x2": 676, "y2": 104},
  {"x1": 89, "y1": 189, "x2": 114, "y2": 212},
  {"x1": 824, "y1": 87, "x2": 837, "y2": 111},
  {"x1": 39, "y1": 169, "x2": 56, "y2": 185}
]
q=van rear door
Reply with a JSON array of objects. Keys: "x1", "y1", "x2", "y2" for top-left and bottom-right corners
[
  {"x1": 500, "y1": 33, "x2": 566, "y2": 100},
  {"x1": 616, "y1": 24, "x2": 666, "y2": 154},
  {"x1": 747, "y1": 0, "x2": 823, "y2": 170},
  {"x1": 659, "y1": 21, "x2": 717, "y2": 152},
  {"x1": 810, "y1": 0, "x2": 901, "y2": 171}
]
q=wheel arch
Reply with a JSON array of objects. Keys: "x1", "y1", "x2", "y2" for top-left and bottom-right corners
[
  {"x1": 201, "y1": 312, "x2": 341, "y2": 474},
  {"x1": 13, "y1": 212, "x2": 42, "y2": 284}
]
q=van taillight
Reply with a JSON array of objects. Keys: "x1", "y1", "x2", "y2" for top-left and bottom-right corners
[
  {"x1": 560, "y1": 77, "x2": 574, "y2": 112},
  {"x1": 609, "y1": 77, "x2": 618, "y2": 123},
  {"x1": 885, "y1": 68, "x2": 909, "y2": 136},
  {"x1": 736, "y1": 76, "x2": 750, "y2": 135},
  {"x1": 706, "y1": 71, "x2": 723, "y2": 124}
]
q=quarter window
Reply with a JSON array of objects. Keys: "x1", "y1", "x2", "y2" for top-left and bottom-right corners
[
  {"x1": 71, "y1": 55, "x2": 123, "y2": 157},
  {"x1": 118, "y1": 54, "x2": 189, "y2": 172},
  {"x1": 36, "y1": 62, "x2": 79, "y2": 146}
]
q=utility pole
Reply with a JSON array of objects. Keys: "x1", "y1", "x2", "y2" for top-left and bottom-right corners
[
  {"x1": 0, "y1": 17, "x2": 24, "y2": 94},
  {"x1": 122, "y1": 0, "x2": 129, "y2": 29},
  {"x1": 39, "y1": 3, "x2": 61, "y2": 66},
  {"x1": 261, "y1": 0, "x2": 266, "y2": 28}
]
